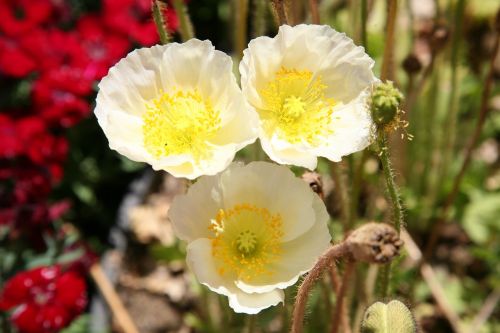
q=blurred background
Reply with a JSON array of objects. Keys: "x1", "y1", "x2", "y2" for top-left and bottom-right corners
[{"x1": 0, "y1": 0, "x2": 499, "y2": 332}]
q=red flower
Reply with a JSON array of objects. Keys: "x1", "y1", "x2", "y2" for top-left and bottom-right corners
[
  {"x1": 32, "y1": 68, "x2": 93, "y2": 128},
  {"x1": 77, "y1": 15, "x2": 131, "y2": 80},
  {"x1": 0, "y1": 0, "x2": 53, "y2": 37},
  {"x1": 0, "y1": 114, "x2": 23, "y2": 158},
  {"x1": 0, "y1": 37, "x2": 37, "y2": 77},
  {"x1": 103, "y1": 0, "x2": 179, "y2": 46},
  {"x1": 0, "y1": 266, "x2": 87, "y2": 333}
]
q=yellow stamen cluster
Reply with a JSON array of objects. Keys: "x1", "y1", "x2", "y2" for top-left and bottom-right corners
[
  {"x1": 209, "y1": 203, "x2": 284, "y2": 281},
  {"x1": 142, "y1": 90, "x2": 221, "y2": 161},
  {"x1": 260, "y1": 67, "x2": 336, "y2": 145}
]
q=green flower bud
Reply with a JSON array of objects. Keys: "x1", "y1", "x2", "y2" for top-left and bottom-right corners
[
  {"x1": 361, "y1": 300, "x2": 417, "y2": 333},
  {"x1": 371, "y1": 81, "x2": 404, "y2": 129}
]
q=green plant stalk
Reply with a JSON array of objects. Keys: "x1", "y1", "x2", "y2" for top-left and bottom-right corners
[
  {"x1": 172, "y1": 0, "x2": 194, "y2": 41},
  {"x1": 378, "y1": 134, "x2": 403, "y2": 233},
  {"x1": 152, "y1": 0, "x2": 170, "y2": 44},
  {"x1": 361, "y1": 0, "x2": 368, "y2": 51},
  {"x1": 252, "y1": 0, "x2": 267, "y2": 37},
  {"x1": 330, "y1": 162, "x2": 351, "y2": 232},
  {"x1": 377, "y1": 133, "x2": 403, "y2": 297},
  {"x1": 438, "y1": 0, "x2": 465, "y2": 195},
  {"x1": 235, "y1": 0, "x2": 249, "y2": 59}
]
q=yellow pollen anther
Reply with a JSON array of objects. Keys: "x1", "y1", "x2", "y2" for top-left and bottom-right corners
[
  {"x1": 260, "y1": 67, "x2": 336, "y2": 145},
  {"x1": 208, "y1": 204, "x2": 284, "y2": 282},
  {"x1": 142, "y1": 89, "x2": 221, "y2": 161}
]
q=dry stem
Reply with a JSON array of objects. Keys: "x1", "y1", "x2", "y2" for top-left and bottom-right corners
[
  {"x1": 291, "y1": 243, "x2": 350, "y2": 333},
  {"x1": 90, "y1": 263, "x2": 140, "y2": 333},
  {"x1": 330, "y1": 262, "x2": 355, "y2": 333}
]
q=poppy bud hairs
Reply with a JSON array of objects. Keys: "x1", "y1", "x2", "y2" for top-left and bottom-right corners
[
  {"x1": 95, "y1": 39, "x2": 259, "y2": 179},
  {"x1": 168, "y1": 162, "x2": 332, "y2": 314},
  {"x1": 240, "y1": 24, "x2": 378, "y2": 169}
]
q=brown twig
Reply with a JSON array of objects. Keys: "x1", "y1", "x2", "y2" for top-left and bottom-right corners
[
  {"x1": 330, "y1": 264, "x2": 341, "y2": 294},
  {"x1": 291, "y1": 243, "x2": 350, "y2": 333},
  {"x1": 271, "y1": 0, "x2": 288, "y2": 25},
  {"x1": 308, "y1": 0, "x2": 320, "y2": 24},
  {"x1": 424, "y1": 29, "x2": 500, "y2": 259},
  {"x1": 90, "y1": 263, "x2": 140, "y2": 333},
  {"x1": 401, "y1": 231, "x2": 465, "y2": 333},
  {"x1": 330, "y1": 262, "x2": 355, "y2": 333},
  {"x1": 380, "y1": 0, "x2": 398, "y2": 81}
]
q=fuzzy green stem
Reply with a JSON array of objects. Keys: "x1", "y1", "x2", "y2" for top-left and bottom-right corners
[
  {"x1": 152, "y1": 0, "x2": 170, "y2": 44},
  {"x1": 377, "y1": 133, "x2": 403, "y2": 297},
  {"x1": 378, "y1": 134, "x2": 404, "y2": 233},
  {"x1": 172, "y1": 0, "x2": 194, "y2": 41},
  {"x1": 330, "y1": 163, "x2": 351, "y2": 232}
]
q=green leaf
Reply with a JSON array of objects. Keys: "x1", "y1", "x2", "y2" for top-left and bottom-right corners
[
  {"x1": 463, "y1": 193, "x2": 500, "y2": 244},
  {"x1": 60, "y1": 315, "x2": 89, "y2": 333},
  {"x1": 361, "y1": 300, "x2": 416, "y2": 333}
]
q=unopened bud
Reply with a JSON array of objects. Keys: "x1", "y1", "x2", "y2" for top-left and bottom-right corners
[
  {"x1": 346, "y1": 223, "x2": 403, "y2": 264},
  {"x1": 402, "y1": 54, "x2": 422, "y2": 75},
  {"x1": 301, "y1": 171, "x2": 324, "y2": 200},
  {"x1": 371, "y1": 81, "x2": 404, "y2": 129},
  {"x1": 361, "y1": 300, "x2": 417, "y2": 333}
]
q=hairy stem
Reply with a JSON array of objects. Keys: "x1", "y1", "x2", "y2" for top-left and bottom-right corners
[
  {"x1": 330, "y1": 163, "x2": 351, "y2": 232},
  {"x1": 330, "y1": 262, "x2": 355, "y2": 333},
  {"x1": 152, "y1": 0, "x2": 170, "y2": 44},
  {"x1": 271, "y1": 0, "x2": 288, "y2": 25},
  {"x1": 172, "y1": 0, "x2": 194, "y2": 41},
  {"x1": 291, "y1": 243, "x2": 350, "y2": 333}
]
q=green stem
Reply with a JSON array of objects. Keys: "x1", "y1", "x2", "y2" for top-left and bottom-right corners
[
  {"x1": 360, "y1": 0, "x2": 368, "y2": 51},
  {"x1": 252, "y1": 0, "x2": 267, "y2": 37},
  {"x1": 330, "y1": 163, "x2": 351, "y2": 232},
  {"x1": 172, "y1": 0, "x2": 194, "y2": 41},
  {"x1": 378, "y1": 134, "x2": 404, "y2": 233},
  {"x1": 152, "y1": 0, "x2": 170, "y2": 44},
  {"x1": 377, "y1": 133, "x2": 404, "y2": 297},
  {"x1": 438, "y1": 0, "x2": 465, "y2": 195}
]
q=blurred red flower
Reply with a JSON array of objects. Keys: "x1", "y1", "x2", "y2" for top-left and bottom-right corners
[
  {"x1": 103, "y1": 0, "x2": 179, "y2": 46},
  {"x1": 0, "y1": 0, "x2": 53, "y2": 37},
  {"x1": 0, "y1": 266, "x2": 87, "y2": 333}
]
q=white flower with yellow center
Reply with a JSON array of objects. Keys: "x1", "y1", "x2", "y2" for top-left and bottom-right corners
[
  {"x1": 95, "y1": 39, "x2": 258, "y2": 179},
  {"x1": 168, "y1": 162, "x2": 331, "y2": 314},
  {"x1": 240, "y1": 24, "x2": 378, "y2": 169}
]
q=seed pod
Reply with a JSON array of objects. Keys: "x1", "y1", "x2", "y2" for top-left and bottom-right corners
[
  {"x1": 371, "y1": 81, "x2": 404, "y2": 130},
  {"x1": 361, "y1": 300, "x2": 417, "y2": 333},
  {"x1": 346, "y1": 222, "x2": 403, "y2": 264}
]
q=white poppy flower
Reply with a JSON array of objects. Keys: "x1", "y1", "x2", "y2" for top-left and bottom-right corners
[
  {"x1": 168, "y1": 162, "x2": 331, "y2": 314},
  {"x1": 95, "y1": 39, "x2": 258, "y2": 179},
  {"x1": 240, "y1": 24, "x2": 377, "y2": 170}
]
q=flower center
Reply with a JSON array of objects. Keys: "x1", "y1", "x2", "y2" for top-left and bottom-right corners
[
  {"x1": 260, "y1": 67, "x2": 336, "y2": 145},
  {"x1": 142, "y1": 90, "x2": 221, "y2": 161},
  {"x1": 209, "y1": 203, "x2": 284, "y2": 281}
]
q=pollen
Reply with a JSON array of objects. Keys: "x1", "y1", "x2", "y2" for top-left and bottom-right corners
[
  {"x1": 209, "y1": 203, "x2": 284, "y2": 282},
  {"x1": 142, "y1": 90, "x2": 221, "y2": 161},
  {"x1": 260, "y1": 67, "x2": 336, "y2": 145}
]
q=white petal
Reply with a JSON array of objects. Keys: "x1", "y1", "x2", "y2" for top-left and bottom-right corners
[
  {"x1": 228, "y1": 288, "x2": 284, "y2": 314},
  {"x1": 311, "y1": 91, "x2": 375, "y2": 161},
  {"x1": 186, "y1": 238, "x2": 285, "y2": 315},
  {"x1": 220, "y1": 162, "x2": 315, "y2": 241},
  {"x1": 236, "y1": 194, "x2": 331, "y2": 293},
  {"x1": 168, "y1": 175, "x2": 222, "y2": 242},
  {"x1": 259, "y1": 133, "x2": 318, "y2": 170},
  {"x1": 186, "y1": 238, "x2": 233, "y2": 296}
]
